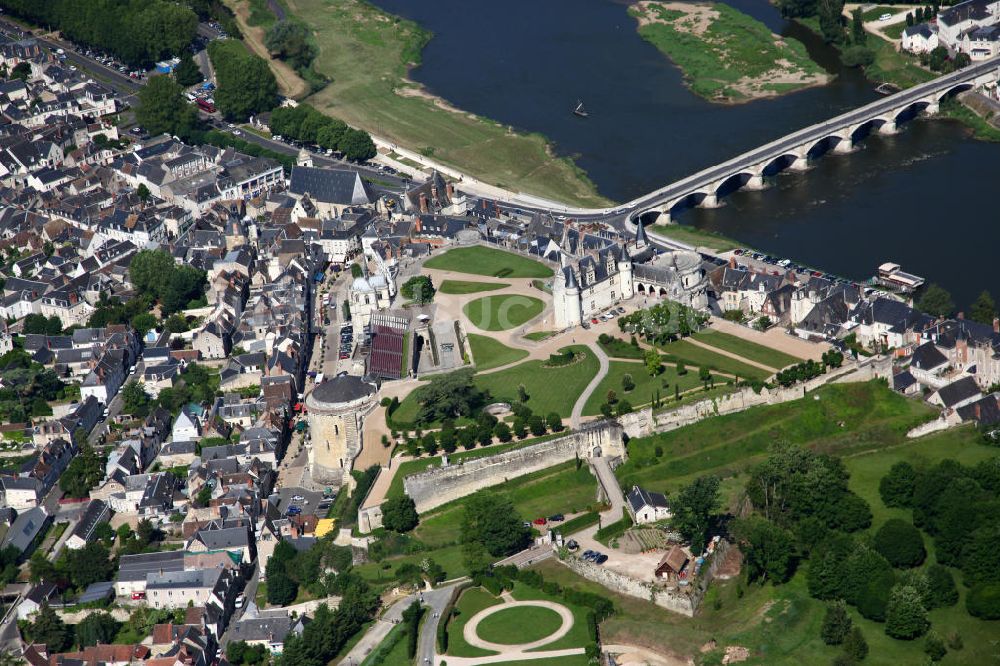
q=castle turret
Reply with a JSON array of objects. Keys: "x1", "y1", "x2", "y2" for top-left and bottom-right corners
[{"x1": 552, "y1": 265, "x2": 582, "y2": 328}]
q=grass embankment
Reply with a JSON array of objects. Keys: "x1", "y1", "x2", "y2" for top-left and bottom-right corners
[
  {"x1": 659, "y1": 338, "x2": 772, "y2": 381},
  {"x1": 439, "y1": 280, "x2": 511, "y2": 294},
  {"x1": 533, "y1": 383, "x2": 998, "y2": 664},
  {"x1": 939, "y1": 97, "x2": 1000, "y2": 142},
  {"x1": 425, "y1": 246, "x2": 553, "y2": 278},
  {"x1": 630, "y1": 1, "x2": 829, "y2": 103},
  {"x1": 463, "y1": 295, "x2": 545, "y2": 331},
  {"x1": 650, "y1": 223, "x2": 742, "y2": 252},
  {"x1": 393, "y1": 345, "x2": 597, "y2": 424},
  {"x1": 224, "y1": 0, "x2": 311, "y2": 98},
  {"x1": 287, "y1": 0, "x2": 611, "y2": 207},
  {"x1": 468, "y1": 333, "x2": 529, "y2": 371},
  {"x1": 582, "y1": 361, "x2": 725, "y2": 416},
  {"x1": 691, "y1": 330, "x2": 803, "y2": 369}
]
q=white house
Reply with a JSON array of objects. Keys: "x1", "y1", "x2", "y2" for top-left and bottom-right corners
[
  {"x1": 172, "y1": 407, "x2": 202, "y2": 443},
  {"x1": 625, "y1": 485, "x2": 671, "y2": 525},
  {"x1": 901, "y1": 23, "x2": 940, "y2": 53}
]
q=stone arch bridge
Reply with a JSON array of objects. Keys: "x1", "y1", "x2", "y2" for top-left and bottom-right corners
[{"x1": 629, "y1": 58, "x2": 1000, "y2": 224}]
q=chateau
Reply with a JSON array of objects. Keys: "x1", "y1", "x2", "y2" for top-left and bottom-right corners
[{"x1": 552, "y1": 223, "x2": 709, "y2": 328}]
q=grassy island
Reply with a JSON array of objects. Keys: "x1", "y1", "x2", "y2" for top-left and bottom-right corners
[
  {"x1": 629, "y1": 1, "x2": 830, "y2": 103},
  {"x1": 256, "y1": 0, "x2": 611, "y2": 207}
]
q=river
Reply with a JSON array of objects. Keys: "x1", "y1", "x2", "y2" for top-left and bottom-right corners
[{"x1": 369, "y1": 0, "x2": 998, "y2": 307}]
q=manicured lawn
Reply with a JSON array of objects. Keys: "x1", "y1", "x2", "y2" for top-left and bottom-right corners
[
  {"x1": 448, "y1": 587, "x2": 503, "y2": 656},
  {"x1": 597, "y1": 336, "x2": 645, "y2": 359},
  {"x1": 659, "y1": 338, "x2": 772, "y2": 381},
  {"x1": 414, "y1": 462, "x2": 600, "y2": 548},
  {"x1": 464, "y1": 295, "x2": 545, "y2": 331},
  {"x1": 439, "y1": 279, "x2": 511, "y2": 294},
  {"x1": 291, "y1": 0, "x2": 610, "y2": 206},
  {"x1": 524, "y1": 331, "x2": 557, "y2": 341},
  {"x1": 692, "y1": 330, "x2": 803, "y2": 369},
  {"x1": 630, "y1": 2, "x2": 827, "y2": 102},
  {"x1": 468, "y1": 333, "x2": 529, "y2": 371},
  {"x1": 616, "y1": 381, "x2": 936, "y2": 495},
  {"x1": 861, "y1": 5, "x2": 899, "y2": 21},
  {"x1": 425, "y1": 247, "x2": 553, "y2": 278},
  {"x1": 583, "y1": 361, "x2": 725, "y2": 415},
  {"x1": 475, "y1": 346, "x2": 599, "y2": 416},
  {"x1": 355, "y1": 543, "x2": 468, "y2": 586},
  {"x1": 476, "y1": 605, "x2": 564, "y2": 645}
]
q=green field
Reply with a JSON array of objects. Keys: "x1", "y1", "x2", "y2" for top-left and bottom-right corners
[
  {"x1": 659, "y1": 338, "x2": 772, "y2": 381},
  {"x1": 468, "y1": 333, "x2": 529, "y2": 371},
  {"x1": 475, "y1": 346, "x2": 598, "y2": 416},
  {"x1": 524, "y1": 331, "x2": 557, "y2": 341},
  {"x1": 861, "y1": 6, "x2": 899, "y2": 21},
  {"x1": 631, "y1": 2, "x2": 828, "y2": 102},
  {"x1": 464, "y1": 295, "x2": 545, "y2": 331},
  {"x1": 692, "y1": 330, "x2": 803, "y2": 369},
  {"x1": 583, "y1": 360, "x2": 724, "y2": 415},
  {"x1": 616, "y1": 381, "x2": 936, "y2": 495},
  {"x1": 426, "y1": 247, "x2": 553, "y2": 278},
  {"x1": 651, "y1": 223, "x2": 742, "y2": 252},
  {"x1": 439, "y1": 279, "x2": 510, "y2": 294},
  {"x1": 447, "y1": 583, "x2": 591, "y2": 657},
  {"x1": 477, "y1": 606, "x2": 563, "y2": 645},
  {"x1": 291, "y1": 0, "x2": 610, "y2": 206}
]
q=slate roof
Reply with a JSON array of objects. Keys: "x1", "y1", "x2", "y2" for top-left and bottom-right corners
[
  {"x1": 936, "y1": 375, "x2": 982, "y2": 408},
  {"x1": 626, "y1": 485, "x2": 669, "y2": 514},
  {"x1": 288, "y1": 167, "x2": 375, "y2": 205},
  {"x1": 309, "y1": 375, "x2": 376, "y2": 405},
  {"x1": 957, "y1": 394, "x2": 1000, "y2": 424},
  {"x1": 910, "y1": 342, "x2": 948, "y2": 371}
]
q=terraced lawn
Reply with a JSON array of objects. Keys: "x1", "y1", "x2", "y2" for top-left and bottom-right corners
[
  {"x1": 439, "y1": 279, "x2": 510, "y2": 294},
  {"x1": 464, "y1": 295, "x2": 545, "y2": 331},
  {"x1": 583, "y1": 361, "x2": 726, "y2": 415},
  {"x1": 692, "y1": 330, "x2": 803, "y2": 369},
  {"x1": 425, "y1": 246, "x2": 553, "y2": 278},
  {"x1": 475, "y1": 346, "x2": 598, "y2": 416},
  {"x1": 659, "y1": 338, "x2": 772, "y2": 381},
  {"x1": 468, "y1": 333, "x2": 529, "y2": 371}
]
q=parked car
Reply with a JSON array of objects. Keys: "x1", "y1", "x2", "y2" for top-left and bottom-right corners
[
  {"x1": 532, "y1": 517, "x2": 546, "y2": 526},
  {"x1": 547, "y1": 514, "x2": 564, "y2": 522},
  {"x1": 291, "y1": 494, "x2": 305, "y2": 501},
  {"x1": 595, "y1": 554, "x2": 608, "y2": 564}
]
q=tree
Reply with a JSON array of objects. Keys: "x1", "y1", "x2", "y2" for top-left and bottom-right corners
[
  {"x1": 546, "y1": 412, "x2": 564, "y2": 432},
  {"x1": 62, "y1": 542, "x2": 115, "y2": 588},
  {"x1": 671, "y1": 475, "x2": 719, "y2": 552},
  {"x1": 265, "y1": 20, "x2": 317, "y2": 70},
  {"x1": 340, "y1": 128, "x2": 376, "y2": 161},
  {"x1": 412, "y1": 369, "x2": 486, "y2": 423},
  {"x1": 850, "y1": 8, "x2": 866, "y2": 44},
  {"x1": 967, "y1": 582, "x2": 1000, "y2": 619},
  {"x1": 208, "y1": 40, "x2": 277, "y2": 121},
  {"x1": 76, "y1": 612, "x2": 120, "y2": 647},
  {"x1": 818, "y1": 0, "x2": 846, "y2": 42},
  {"x1": 821, "y1": 600, "x2": 852, "y2": 645},
  {"x1": 137, "y1": 74, "x2": 197, "y2": 138},
  {"x1": 644, "y1": 349, "x2": 662, "y2": 377},
  {"x1": 906, "y1": 11, "x2": 914, "y2": 26},
  {"x1": 130, "y1": 312, "x2": 157, "y2": 337},
  {"x1": 924, "y1": 632, "x2": 947, "y2": 662},
  {"x1": 382, "y1": 496, "x2": 419, "y2": 532},
  {"x1": 970, "y1": 290, "x2": 997, "y2": 325},
  {"x1": 925, "y1": 564, "x2": 958, "y2": 608},
  {"x1": 918, "y1": 283, "x2": 954, "y2": 318},
  {"x1": 29, "y1": 604, "x2": 69, "y2": 652},
  {"x1": 841, "y1": 45, "x2": 875, "y2": 68},
  {"x1": 173, "y1": 50, "x2": 203, "y2": 87},
  {"x1": 60, "y1": 446, "x2": 107, "y2": 498},
  {"x1": 400, "y1": 276, "x2": 435, "y2": 304},
  {"x1": 460, "y1": 491, "x2": 531, "y2": 556},
  {"x1": 528, "y1": 415, "x2": 546, "y2": 436},
  {"x1": 615, "y1": 399, "x2": 633, "y2": 416},
  {"x1": 735, "y1": 516, "x2": 796, "y2": 584},
  {"x1": 885, "y1": 585, "x2": 929, "y2": 639},
  {"x1": 843, "y1": 626, "x2": 868, "y2": 662},
  {"x1": 268, "y1": 571, "x2": 298, "y2": 606},
  {"x1": 11, "y1": 62, "x2": 30, "y2": 81},
  {"x1": 879, "y1": 461, "x2": 916, "y2": 508},
  {"x1": 873, "y1": 519, "x2": 925, "y2": 568},
  {"x1": 494, "y1": 422, "x2": 512, "y2": 442}
]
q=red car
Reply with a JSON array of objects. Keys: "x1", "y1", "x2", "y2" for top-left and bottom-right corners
[
  {"x1": 532, "y1": 518, "x2": 547, "y2": 526},
  {"x1": 591, "y1": 318, "x2": 600, "y2": 324}
]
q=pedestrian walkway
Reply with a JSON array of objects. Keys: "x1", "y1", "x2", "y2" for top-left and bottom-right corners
[{"x1": 571, "y1": 342, "x2": 610, "y2": 429}]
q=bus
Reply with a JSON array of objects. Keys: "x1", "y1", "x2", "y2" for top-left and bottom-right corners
[{"x1": 196, "y1": 98, "x2": 216, "y2": 113}]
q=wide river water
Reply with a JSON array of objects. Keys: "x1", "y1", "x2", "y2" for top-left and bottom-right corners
[{"x1": 370, "y1": 0, "x2": 998, "y2": 307}]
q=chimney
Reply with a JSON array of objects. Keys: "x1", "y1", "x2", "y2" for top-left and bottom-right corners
[
  {"x1": 976, "y1": 403, "x2": 982, "y2": 420},
  {"x1": 431, "y1": 184, "x2": 439, "y2": 201},
  {"x1": 958, "y1": 311, "x2": 965, "y2": 320},
  {"x1": 993, "y1": 317, "x2": 999, "y2": 334},
  {"x1": 446, "y1": 182, "x2": 454, "y2": 200},
  {"x1": 419, "y1": 193, "x2": 428, "y2": 214},
  {"x1": 728, "y1": 255, "x2": 736, "y2": 269}
]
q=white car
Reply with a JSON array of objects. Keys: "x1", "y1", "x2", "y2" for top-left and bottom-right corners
[{"x1": 291, "y1": 494, "x2": 305, "y2": 502}]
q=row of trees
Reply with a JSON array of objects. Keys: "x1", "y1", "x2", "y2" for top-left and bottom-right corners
[
  {"x1": 268, "y1": 103, "x2": 377, "y2": 161},
  {"x1": 207, "y1": 40, "x2": 278, "y2": 122},
  {"x1": 617, "y1": 299, "x2": 709, "y2": 345},
  {"x1": 0, "y1": 0, "x2": 198, "y2": 67}
]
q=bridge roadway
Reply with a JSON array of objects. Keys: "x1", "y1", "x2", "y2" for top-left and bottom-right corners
[{"x1": 623, "y1": 55, "x2": 1000, "y2": 221}]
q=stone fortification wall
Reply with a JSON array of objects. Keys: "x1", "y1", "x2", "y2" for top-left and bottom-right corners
[
  {"x1": 618, "y1": 355, "x2": 893, "y2": 439},
  {"x1": 403, "y1": 421, "x2": 625, "y2": 513},
  {"x1": 559, "y1": 539, "x2": 733, "y2": 618}
]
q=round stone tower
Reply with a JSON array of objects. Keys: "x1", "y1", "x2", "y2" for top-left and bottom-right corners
[{"x1": 305, "y1": 375, "x2": 378, "y2": 488}]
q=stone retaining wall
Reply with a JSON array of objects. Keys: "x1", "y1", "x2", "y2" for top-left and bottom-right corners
[{"x1": 403, "y1": 421, "x2": 626, "y2": 513}]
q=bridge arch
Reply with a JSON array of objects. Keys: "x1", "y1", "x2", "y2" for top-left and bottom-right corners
[
  {"x1": 893, "y1": 100, "x2": 931, "y2": 123},
  {"x1": 713, "y1": 172, "x2": 756, "y2": 195},
  {"x1": 807, "y1": 134, "x2": 848, "y2": 157},
  {"x1": 850, "y1": 117, "x2": 891, "y2": 140},
  {"x1": 761, "y1": 152, "x2": 805, "y2": 175},
  {"x1": 937, "y1": 82, "x2": 974, "y2": 101}
]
